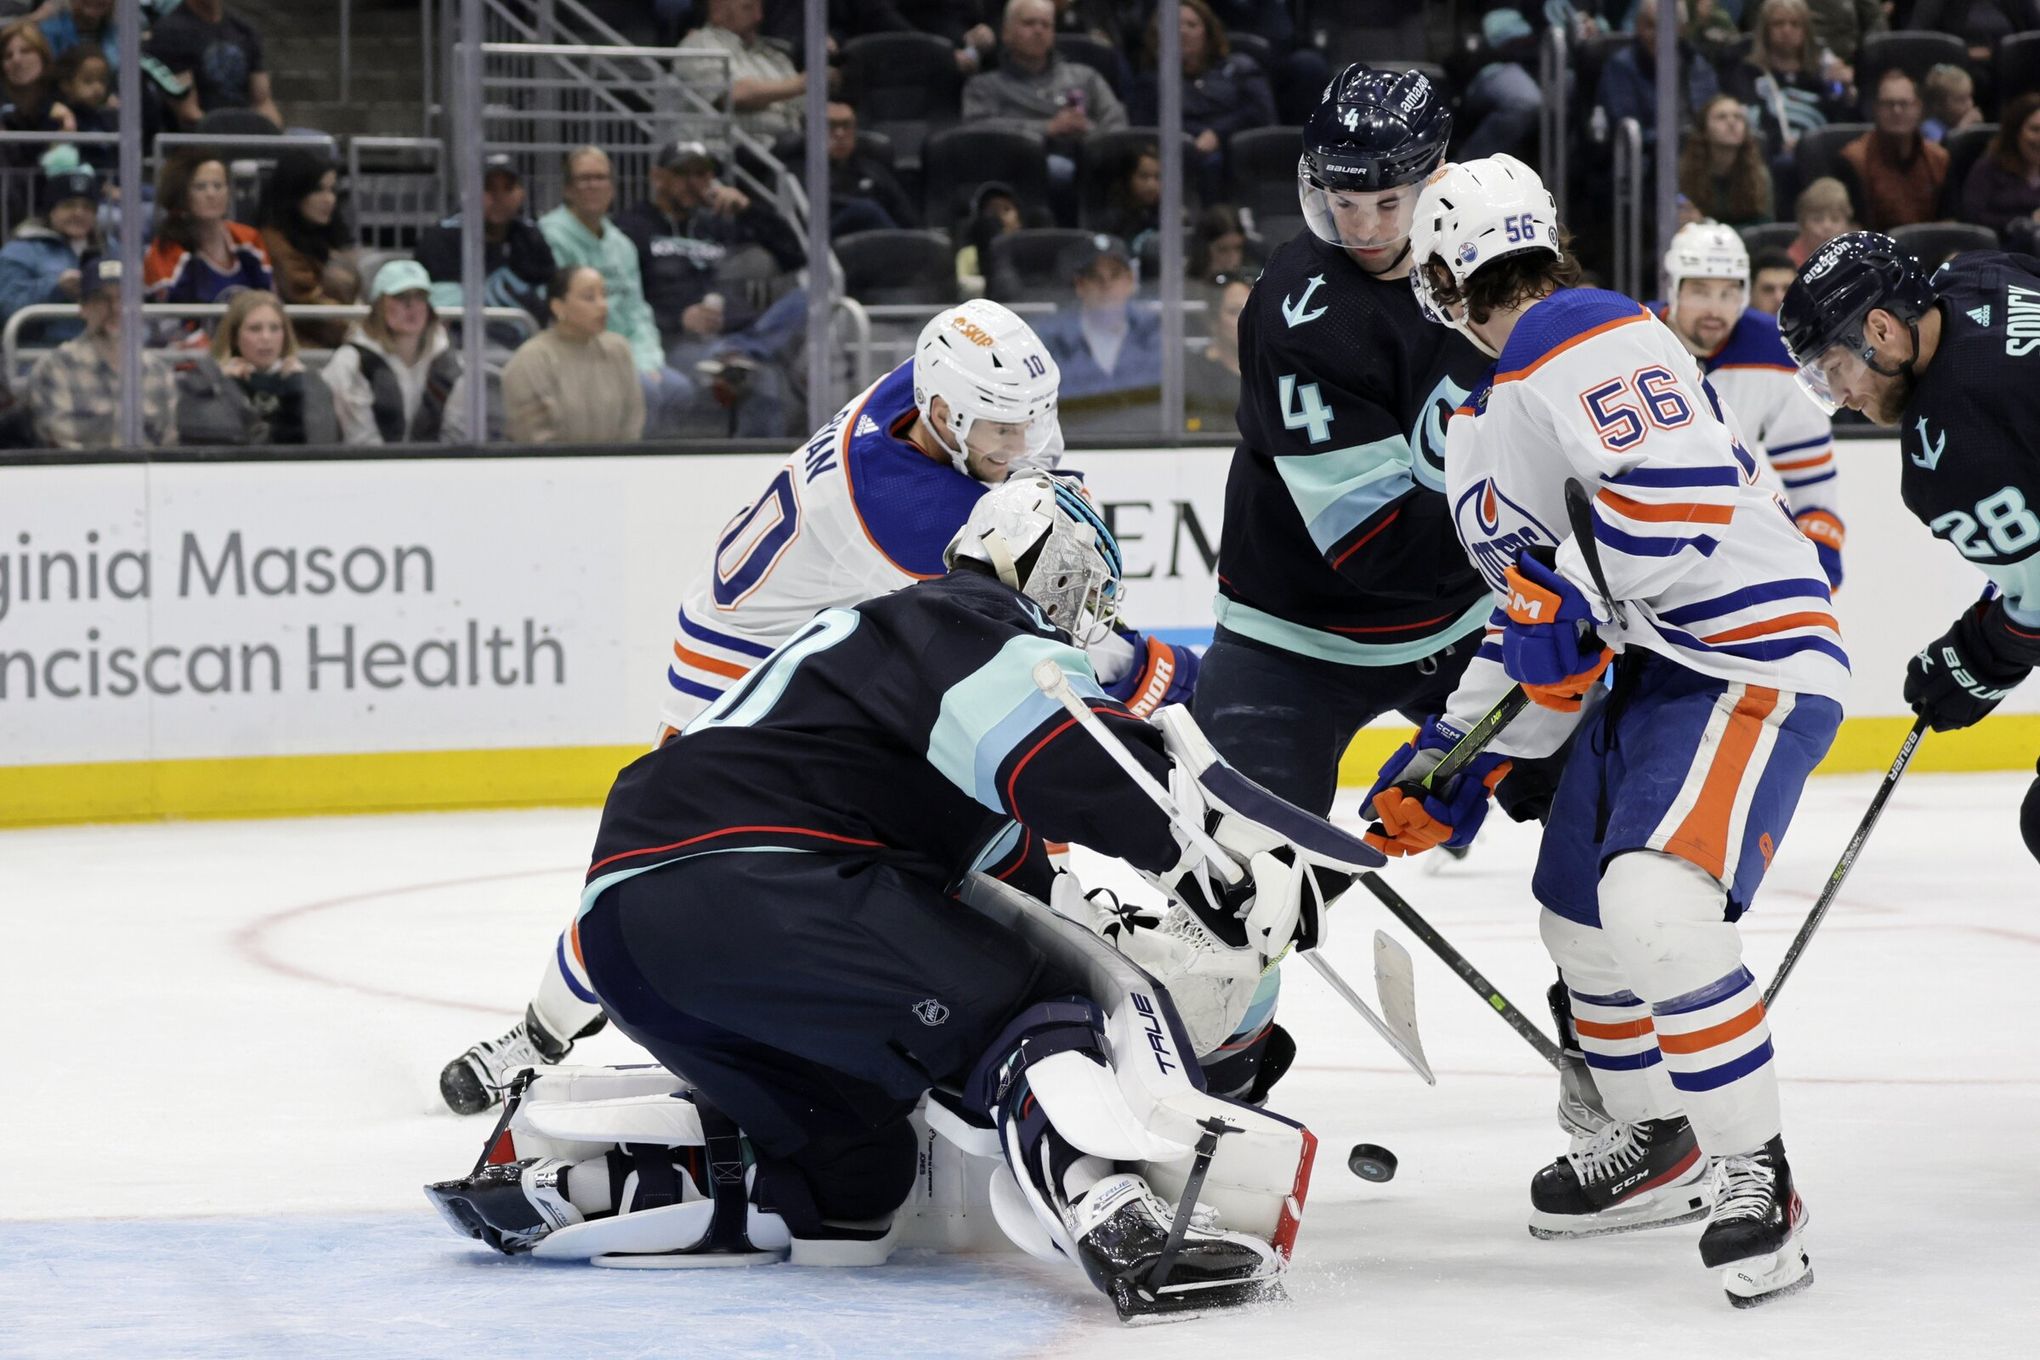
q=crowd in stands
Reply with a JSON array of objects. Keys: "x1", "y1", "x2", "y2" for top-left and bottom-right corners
[{"x1": 2, "y1": 0, "x2": 2038, "y2": 454}]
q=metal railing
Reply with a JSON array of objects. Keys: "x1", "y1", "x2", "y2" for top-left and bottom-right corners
[
  {"x1": 1538, "y1": 24, "x2": 1569, "y2": 227},
  {"x1": 1611, "y1": 117, "x2": 1646, "y2": 302},
  {"x1": 4, "y1": 303, "x2": 539, "y2": 386},
  {"x1": 346, "y1": 137, "x2": 451, "y2": 251}
]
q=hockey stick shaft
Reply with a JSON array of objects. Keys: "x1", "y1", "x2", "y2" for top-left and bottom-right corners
[
  {"x1": 1762, "y1": 715, "x2": 1927, "y2": 1009},
  {"x1": 1562, "y1": 477, "x2": 1628, "y2": 628},
  {"x1": 1029, "y1": 661, "x2": 1434, "y2": 1082},
  {"x1": 1359, "y1": 871, "x2": 1563, "y2": 1067}
]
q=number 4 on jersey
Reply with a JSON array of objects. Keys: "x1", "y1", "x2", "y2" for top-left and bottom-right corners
[{"x1": 1278, "y1": 373, "x2": 1334, "y2": 444}]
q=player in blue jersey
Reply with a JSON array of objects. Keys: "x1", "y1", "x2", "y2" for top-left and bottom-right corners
[
  {"x1": 425, "y1": 474, "x2": 1367, "y2": 1321},
  {"x1": 439, "y1": 301, "x2": 1200, "y2": 1114}
]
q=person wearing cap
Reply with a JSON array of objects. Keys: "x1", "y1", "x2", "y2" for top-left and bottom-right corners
[
  {"x1": 542, "y1": 145, "x2": 700, "y2": 435},
  {"x1": 415, "y1": 154, "x2": 557, "y2": 325},
  {"x1": 26, "y1": 256, "x2": 178, "y2": 450},
  {"x1": 616, "y1": 138, "x2": 806, "y2": 437},
  {"x1": 1030, "y1": 233, "x2": 1161, "y2": 435},
  {"x1": 0, "y1": 152, "x2": 104, "y2": 337},
  {"x1": 320, "y1": 259, "x2": 479, "y2": 445}
]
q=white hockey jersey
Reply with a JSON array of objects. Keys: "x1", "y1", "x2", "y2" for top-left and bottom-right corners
[
  {"x1": 662, "y1": 362, "x2": 989, "y2": 731},
  {"x1": 1664, "y1": 304, "x2": 1838, "y2": 518},
  {"x1": 1441, "y1": 290, "x2": 1850, "y2": 757}
]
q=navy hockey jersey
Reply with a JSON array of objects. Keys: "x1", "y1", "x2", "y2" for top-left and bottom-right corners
[
  {"x1": 1899, "y1": 251, "x2": 2040, "y2": 618},
  {"x1": 585, "y1": 569, "x2": 1180, "y2": 911},
  {"x1": 1216, "y1": 230, "x2": 1496, "y2": 665}
]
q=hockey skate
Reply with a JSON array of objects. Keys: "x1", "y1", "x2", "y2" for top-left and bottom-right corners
[
  {"x1": 1527, "y1": 1116, "x2": 1710, "y2": 1240},
  {"x1": 1069, "y1": 1173, "x2": 1283, "y2": 1324},
  {"x1": 426, "y1": 1156, "x2": 581, "y2": 1254},
  {"x1": 1699, "y1": 1135, "x2": 1812, "y2": 1308},
  {"x1": 439, "y1": 1005, "x2": 573, "y2": 1115}
]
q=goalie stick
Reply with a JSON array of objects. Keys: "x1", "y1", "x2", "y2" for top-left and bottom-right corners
[{"x1": 1029, "y1": 659, "x2": 1435, "y2": 1085}]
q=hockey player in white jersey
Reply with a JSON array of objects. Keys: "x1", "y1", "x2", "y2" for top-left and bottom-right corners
[
  {"x1": 1365, "y1": 155, "x2": 1845, "y2": 1307},
  {"x1": 438, "y1": 300, "x2": 1201, "y2": 1115},
  {"x1": 1655, "y1": 222, "x2": 1845, "y2": 589}
]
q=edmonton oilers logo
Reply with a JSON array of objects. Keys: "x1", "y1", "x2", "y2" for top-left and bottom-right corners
[
  {"x1": 1476, "y1": 480, "x2": 1502, "y2": 535},
  {"x1": 1455, "y1": 478, "x2": 1558, "y2": 593}
]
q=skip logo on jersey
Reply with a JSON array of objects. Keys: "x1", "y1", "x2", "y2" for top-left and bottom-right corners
[{"x1": 1454, "y1": 478, "x2": 1559, "y2": 594}]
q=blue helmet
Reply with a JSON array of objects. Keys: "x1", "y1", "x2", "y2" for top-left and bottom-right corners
[
  {"x1": 1300, "y1": 63, "x2": 1452, "y2": 195},
  {"x1": 1778, "y1": 231, "x2": 1939, "y2": 413}
]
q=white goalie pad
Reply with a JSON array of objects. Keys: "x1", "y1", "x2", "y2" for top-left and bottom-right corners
[{"x1": 960, "y1": 873, "x2": 1316, "y2": 1252}]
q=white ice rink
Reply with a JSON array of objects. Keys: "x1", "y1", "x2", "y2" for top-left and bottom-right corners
[{"x1": 8, "y1": 771, "x2": 2038, "y2": 1358}]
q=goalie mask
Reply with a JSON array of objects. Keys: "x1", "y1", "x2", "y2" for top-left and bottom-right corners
[
  {"x1": 944, "y1": 473, "x2": 1123, "y2": 641},
  {"x1": 913, "y1": 299, "x2": 1065, "y2": 480}
]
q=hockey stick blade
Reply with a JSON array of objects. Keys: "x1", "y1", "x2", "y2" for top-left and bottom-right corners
[{"x1": 1371, "y1": 930, "x2": 1434, "y2": 1085}]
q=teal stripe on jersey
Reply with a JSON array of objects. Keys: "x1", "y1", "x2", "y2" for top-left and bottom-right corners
[
  {"x1": 965, "y1": 820, "x2": 1026, "y2": 876},
  {"x1": 578, "y1": 846, "x2": 815, "y2": 917},
  {"x1": 927, "y1": 634, "x2": 1105, "y2": 812},
  {"x1": 1982, "y1": 557, "x2": 2040, "y2": 622},
  {"x1": 1274, "y1": 436, "x2": 1414, "y2": 557},
  {"x1": 1213, "y1": 594, "x2": 1491, "y2": 666}
]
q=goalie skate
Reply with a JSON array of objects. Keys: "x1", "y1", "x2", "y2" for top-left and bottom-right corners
[
  {"x1": 1527, "y1": 1116, "x2": 1709, "y2": 1240},
  {"x1": 1071, "y1": 1173, "x2": 1284, "y2": 1325},
  {"x1": 1701, "y1": 1135, "x2": 1813, "y2": 1308}
]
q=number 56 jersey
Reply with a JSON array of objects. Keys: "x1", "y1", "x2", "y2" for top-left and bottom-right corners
[
  {"x1": 1441, "y1": 290, "x2": 1850, "y2": 754},
  {"x1": 663, "y1": 361, "x2": 985, "y2": 732}
]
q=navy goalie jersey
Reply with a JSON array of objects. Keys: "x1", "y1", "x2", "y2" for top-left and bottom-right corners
[
  {"x1": 1216, "y1": 229, "x2": 1496, "y2": 665},
  {"x1": 582, "y1": 569, "x2": 1181, "y2": 909},
  {"x1": 1893, "y1": 252, "x2": 2040, "y2": 616}
]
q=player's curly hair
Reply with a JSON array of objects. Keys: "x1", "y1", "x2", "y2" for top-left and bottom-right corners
[{"x1": 1420, "y1": 228, "x2": 1586, "y2": 328}]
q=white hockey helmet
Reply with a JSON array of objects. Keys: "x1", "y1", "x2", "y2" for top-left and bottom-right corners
[
  {"x1": 1663, "y1": 221, "x2": 1750, "y2": 320},
  {"x1": 1408, "y1": 154, "x2": 1561, "y2": 356},
  {"x1": 913, "y1": 299, "x2": 1064, "y2": 479},
  {"x1": 943, "y1": 472, "x2": 1123, "y2": 641}
]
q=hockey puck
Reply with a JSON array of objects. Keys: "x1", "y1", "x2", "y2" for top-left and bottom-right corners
[{"x1": 1347, "y1": 1143, "x2": 1397, "y2": 1183}]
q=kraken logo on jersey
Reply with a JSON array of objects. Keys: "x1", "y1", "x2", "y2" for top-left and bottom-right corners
[
  {"x1": 1410, "y1": 374, "x2": 1470, "y2": 492},
  {"x1": 1454, "y1": 477, "x2": 1560, "y2": 592},
  {"x1": 1909, "y1": 416, "x2": 1946, "y2": 472}
]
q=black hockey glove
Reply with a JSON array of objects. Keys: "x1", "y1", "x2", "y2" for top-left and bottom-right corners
[{"x1": 1903, "y1": 598, "x2": 2040, "y2": 732}]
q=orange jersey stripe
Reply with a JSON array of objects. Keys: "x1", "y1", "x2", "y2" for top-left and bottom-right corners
[
  {"x1": 1667, "y1": 686, "x2": 1779, "y2": 880},
  {"x1": 568, "y1": 921, "x2": 587, "y2": 970},
  {"x1": 1494, "y1": 309, "x2": 1652, "y2": 384},
  {"x1": 672, "y1": 640, "x2": 751, "y2": 681},
  {"x1": 1575, "y1": 1015, "x2": 1656, "y2": 1041},
  {"x1": 1597, "y1": 487, "x2": 1736, "y2": 525},
  {"x1": 1701, "y1": 611, "x2": 1840, "y2": 644},
  {"x1": 1768, "y1": 452, "x2": 1833, "y2": 471},
  {"x1": 1657, "y1": 1001, "x2": 1766, "y2": 1055}
]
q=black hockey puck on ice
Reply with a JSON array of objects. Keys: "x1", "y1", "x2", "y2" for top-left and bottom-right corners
[{"x1": 1348, "y1": 1143, "x2": 1397, "y2": 1182}]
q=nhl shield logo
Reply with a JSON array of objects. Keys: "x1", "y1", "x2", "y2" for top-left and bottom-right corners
[{"x1": 912, "y1": 998, "x2": 950, "y2": 1027}]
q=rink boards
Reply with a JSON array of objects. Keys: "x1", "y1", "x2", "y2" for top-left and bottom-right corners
[{"x1": 1, "y1": 439, "x2": 2031, "y2": 825}]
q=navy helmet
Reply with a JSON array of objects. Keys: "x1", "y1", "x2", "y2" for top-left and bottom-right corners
[
  {"x1": 1778, "y1": 231, "x2": 1939, "y2": 413},
  {"x1": 1298, "y1": 64, "x2": 1452, "y2": 261}
]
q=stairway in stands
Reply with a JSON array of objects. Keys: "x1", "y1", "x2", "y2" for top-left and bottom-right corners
[{"x1": 236, "y1": 0, "x2": 430, "y2": 140}]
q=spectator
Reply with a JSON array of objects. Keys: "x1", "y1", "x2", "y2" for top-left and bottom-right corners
[
  {"x1": 1787, "y1": 174, "x2": 1854, "y2": 265},
  {"x1": 1750, "y1": 247, "x2": 1799, "y2": 313},
  {"x1": 1201, "y1": 0, "x2": 1327, "y2": 125},
  {"x1": 50, "y1": 43, "x2": 112, "y2": 174},
  {"x1": 501, "y1": 265, "x2": 647, "y2": 445},
  {"x1": 1188, "y1": 202, "x2": 1252, "y2": 282},
  {"x1": 0, "y1": 153, "x2": 100, "y2": 335},
  {"x1": 256, "y1": 149, "x2": 359, "y2": 349},
  {"x1": 1799, "y1": 0, "x2": 1883, "y2": 69},
  {"x1": 1129, "y1": 1, "x2": 1273, "y2": 202},
  {"x1": 1, "y1": 20, "x2": 76, "y2": 166},
  {"x1": 822, "y1": 101, "x2": 918, "y2": 232},
  {"x1": 143, "y1": 147, "x2": 273, "y2": 304},
  {"x1": 1960, "y1": 93, "x2": 2040, "y2": 251},
  {"x1": 1839, "y1": 68, "x2": 1949, "y2": 233},
  {"x1": 1679, "y1": 94, "x2": 1776, "y2": 227},
  {"x1": 1034, "y1": 234, "x2": 1160, "y2": 433},
  {"x1": 321, "y1": 260, "x2": 471, "y2": 446},
  {"x1": 174, "y1": 288, "x2": 339, "y2": 446},
  {"x1": 1593, "y1": 1, "x2": 1717, "y2": 144},
  {"x1": 1722, "y1": 0, "x2": 1853, "y2": 163},
  {"x1": 1183, "y1": 268, "x2": 1249, "y2": 434},
  {"x1": 964, "y1": 0, "x2": 1127, "y2": 188},
  {"x1": 144, "y1": 0, "x2": 281, "y2": 130},
  {"x1": 41, "y1": 0, "x2": 121, "y2": 74},
  {"x1": 416, "y1": 154, "x2": 556, "y2": 325},
  {"x1": 1097, "y1": 142, "x2": 1162, "y2": 259},
  {"x1": 1453, "y1": 4, "x2": 1545, "y2": 163},
  {"x1": 1912, "y1": 1, "x2": 2040, "y2": 67},
  {"x1": 613, "y1": 138, "x2": 804, "y2": 437},
  {"x1": 27, "y1": 257, "x2": 177, "y2": 449},
  {"x1": 1921, "y1": 63, "x2": 1981, "y2": 145},
  {"x1": 956, "y1": 178, "x2": 1024, "y2": 295},
  {"x1": 538, "y1": 146, "x2": 672, "y2": 387},
  {"x1": 680, "y1": 0, "x2": 819, "y2": 142}
]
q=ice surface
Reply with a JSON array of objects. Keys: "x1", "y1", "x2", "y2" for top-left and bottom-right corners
[{"x1": 8, "y1": 773, "x2": 2038, "y2": 1357}]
